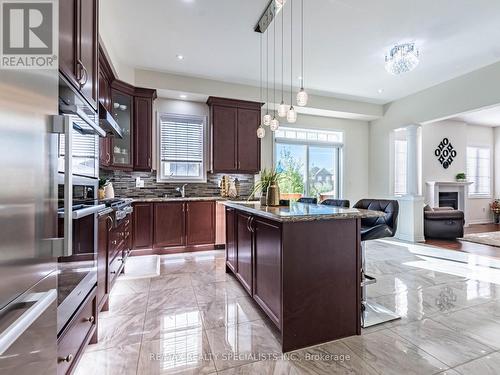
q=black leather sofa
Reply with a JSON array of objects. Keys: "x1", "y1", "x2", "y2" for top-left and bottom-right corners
[{"x1": 424, "y1": 206, "x2": 464, "y2": 239}]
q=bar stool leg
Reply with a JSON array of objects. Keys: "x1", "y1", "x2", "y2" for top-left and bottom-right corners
[{"x1": 361, "y1": 241, "x2": 400, "y2": 328}]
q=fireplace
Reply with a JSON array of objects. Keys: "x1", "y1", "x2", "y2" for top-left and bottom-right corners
[{"x1": 439, "y1": 192, "x2": 458, "y2": 209}]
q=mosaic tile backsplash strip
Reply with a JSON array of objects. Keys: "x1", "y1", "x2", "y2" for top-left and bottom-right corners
[{"x1": 100, "y1": 170, "x2": 256, "y2": 199}]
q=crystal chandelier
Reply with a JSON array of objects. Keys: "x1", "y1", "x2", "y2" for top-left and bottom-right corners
[{"x1": 385, "y1": 43, "x2": 419, "y2": 75}]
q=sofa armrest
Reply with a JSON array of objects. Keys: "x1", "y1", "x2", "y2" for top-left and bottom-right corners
[{"x1": 424, "y1": 210, "x2": 464, "y2": 221}]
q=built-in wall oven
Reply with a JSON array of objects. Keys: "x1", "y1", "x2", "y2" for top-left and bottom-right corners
[{"x1": 56, "y1": 76, "x2": 107, "y2": 334}]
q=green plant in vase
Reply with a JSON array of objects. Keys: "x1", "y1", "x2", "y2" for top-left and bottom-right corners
[
  {"x1": 251, "y1": 169, "x2": 284, "y2": 206},
  {"x1": 456, "y1": 173, "x2": 467, "y2": 182}
]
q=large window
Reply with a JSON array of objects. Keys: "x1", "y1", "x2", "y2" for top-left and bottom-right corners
[
  {"x1": 467, "y1": 146, "x2": 491, "y2": 197},
  {"x1": 274, "y1": 127, "x2": 343, "y2": 199},
  {"x1": 158, "y1": 113, "x2": 206, "y2": 182}
]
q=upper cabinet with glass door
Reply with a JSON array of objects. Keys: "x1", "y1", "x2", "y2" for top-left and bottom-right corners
[{"x1": 111, "y1": 89, "x2": 133, "y2": 168}]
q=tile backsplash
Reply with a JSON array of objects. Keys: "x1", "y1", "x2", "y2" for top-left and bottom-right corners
[{"x1": 100, "y1": 170, "x2": 256, "y2": 199}]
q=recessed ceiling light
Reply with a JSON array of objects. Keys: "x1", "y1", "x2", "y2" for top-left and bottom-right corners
[
  {"x1": 176, "y1": 54, "x2": 184, "y2": 60},
  {"x1": 179, "y1": 94, "x2": 187, "y2": 99},
  {"x1": 378, "y1": 88, "x2": 384, "y2": 94}
]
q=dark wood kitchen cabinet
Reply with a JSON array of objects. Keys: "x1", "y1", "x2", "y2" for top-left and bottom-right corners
[
  {"x1": 225, "y1": 207, "x2": 237, "y2": 273},
  {"x1": 207, "y1": 97, "x2": 262, "y2": 173},
  {"x1": 97, "y1": 46, "x2": 157, "y2": 171},
  {"x1": 253, "y1": 217, "x2": 282, "y2": 327},
  {"x1": 132, "y1": 203, "x2": 154, "y2": 249},
  {"x1": 186, "y1": 201, "x2": 215, "y2": 245},
  {"x1": 59, "y1": 0, "x2": 98, "y2": 109},
  {"x1": 236, "y1": 212, "x2": 253, "y2": 295},
  {"x1": 131, "y1": 200, "x2": 216, "y2": 253},
  {"x1": 134, "y1": 90, "x2": 156, "y2": 171},
  {"x1": 154, "y1": 202, "x2": 185, "y2": 247}
]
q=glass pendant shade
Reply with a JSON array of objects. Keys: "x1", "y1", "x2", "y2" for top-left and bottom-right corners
[
  {"x1": 385, "y1": 43, "x2": 419, "y2": 75},
  {"x1": 257, "y1": 126, "x2": 266, "y2": 139},
  {"x1": 296, "y1": 88, "x2": 308, "y2": 106},
  {"x1": 277, "y1": 102, "x2": 288, "y2": 118},
  {"x1": 275, "y1": 0, "x2": 286, "y2": 8},
  {"x1": 287, "y1": 106, "x2": 297, "y2": 123},
  {"x1": 263, "y1": 113, "x2": 272, "y2": 126},
  {"x1": 270, "y1": 117, "x2": 280, "y2": 131}
]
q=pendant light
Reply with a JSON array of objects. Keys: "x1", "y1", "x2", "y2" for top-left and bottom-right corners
[
  {"x1": 257, "y1": 33, "x2": 265, "y2": 139},
  {"x1": 277, "y1": 8, "x2": 287, "y2": 118},
  {"x1": 263, "y1": 29, "x2": 272, "y2": 126},
  {"x1": 287, "y1": 0, "x2": 297, "y2": 123},
  {"x1": 296, "y1": 0, "x2": 308, "y2": 106},
  {"x1": 270, "y1": 17, "x2": 280, "y2": 131}
]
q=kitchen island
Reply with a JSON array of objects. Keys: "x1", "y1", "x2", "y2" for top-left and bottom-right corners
[{"x1": 223, "y1": 201, "x2": 384, "y2": 352}]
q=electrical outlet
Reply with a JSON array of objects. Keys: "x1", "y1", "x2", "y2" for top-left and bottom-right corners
[{"x1": 135, "y1": 177, "x2": 144, "y2": 188}]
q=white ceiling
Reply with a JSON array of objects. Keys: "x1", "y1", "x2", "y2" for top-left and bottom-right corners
[
  {"x1": 451, "y1": 106, "x2": 500, "y2": 127},
  {"x1": 100, "y1": 0, "x2": 500, "y2": 104}
]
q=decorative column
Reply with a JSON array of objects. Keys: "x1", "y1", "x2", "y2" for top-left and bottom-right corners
[{"x1": 396, "y1": 124, "x2": 425, "y2": 243}]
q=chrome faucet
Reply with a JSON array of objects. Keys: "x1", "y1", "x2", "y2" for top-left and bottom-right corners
[{"x1": 176, "y1": 184, "x2": 187, "y2": 198}]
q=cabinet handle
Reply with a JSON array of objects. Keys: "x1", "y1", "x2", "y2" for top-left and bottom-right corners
[
  {"x1": 77, "y1": 60, "x2": 88, "y2": 87},
  {"x1": 59, "y1": 354, "x2": 74, "y2": 363},
  {"x1": 112, "y1": 240, "x2": 117, "y2": 245},
  {"x1": 106, "y1": 152, "x2": 111, "y2": 163},
  {"x1": 87, "y1": 316, "x2": 95, "y2": 323},
  {"x1": 148, "y1": 157, "x2": 151, "y2": 166},
  {"x1": 106, "y1": 216, "x2": 114, "y2": 231},
  {"x1": 110, "y1": 270, "x2": 117, "y2": 274},
  {"x1": 238, "y1": 161, "x2": 241, "y2": 170}
]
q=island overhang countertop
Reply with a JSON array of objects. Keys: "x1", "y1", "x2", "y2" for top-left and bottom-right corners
[{"x1": 223, "y1": 201, "x2": 385, "y2": 222}]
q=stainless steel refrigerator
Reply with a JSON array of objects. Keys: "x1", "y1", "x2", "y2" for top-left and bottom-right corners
[{"x1": 0, "y1": 67, "x2": 59, "y2": 374}]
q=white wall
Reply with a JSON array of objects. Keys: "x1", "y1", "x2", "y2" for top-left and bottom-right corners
[
  {"x1": 369, "y1": 61, "x2": 500, "y2": 197},
  {"x1": 261, "y1": 114, "x2": 370, "y2": 205},
  {"x1": 421, "y1": 120, "x2": 494, "y2": 224}
]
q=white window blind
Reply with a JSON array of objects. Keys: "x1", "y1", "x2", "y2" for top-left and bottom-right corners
[
  {"x1": 394, "y1": 139, "x2": 407, "y2": 196},
  {"x1": 467, "y1": 146, "x2": 491, "y2": 196},
  {"x1": 158, "y1": 113, "x2": 206, "y2": 182}
]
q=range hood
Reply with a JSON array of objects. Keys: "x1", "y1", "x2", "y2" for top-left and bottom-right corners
[{"x1": 99, "y1": 103, "x2": 123, "y2": 138}]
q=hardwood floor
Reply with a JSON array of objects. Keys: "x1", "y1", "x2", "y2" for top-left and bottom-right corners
[{"x1": 424, "y1": 223, "x2": 500, "y2": 259}]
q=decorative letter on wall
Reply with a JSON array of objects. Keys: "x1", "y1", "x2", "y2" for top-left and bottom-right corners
[{"x1": 434, "y1": 138, "x2": 457, "y2": 169}]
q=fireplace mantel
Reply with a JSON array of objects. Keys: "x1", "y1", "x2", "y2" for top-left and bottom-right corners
[{"x1": 425, "y1": 181, "x2": 473, "y2": 226}]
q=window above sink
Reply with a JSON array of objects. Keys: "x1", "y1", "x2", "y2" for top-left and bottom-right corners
[{"x1": 157, "y1": 113, "x2": 207, "y2": 183}]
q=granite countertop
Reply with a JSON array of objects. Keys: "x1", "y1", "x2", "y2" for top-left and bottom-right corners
[
  {"x1": 127, "y1": 196, "x2": 254, "y2": 203},
  {"x1": 222, "y1": 201, "x2": 386, "y2": 222}
]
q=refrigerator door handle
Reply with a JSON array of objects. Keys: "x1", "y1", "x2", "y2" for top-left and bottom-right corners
[
  {"x1": 0, "y1": 289, "x2": 57, "y2": 355},
  {"x1": 51, "y1": 115, "x2": 73, "y2": 257}
]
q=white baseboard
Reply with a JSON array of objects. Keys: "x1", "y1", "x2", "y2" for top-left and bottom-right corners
[
  {"x1": 468, "y1": 219, "x2": 494, "y2": 225},
  {"x1": 396, "y1": 233, "x2": 426, "y2": 243}
]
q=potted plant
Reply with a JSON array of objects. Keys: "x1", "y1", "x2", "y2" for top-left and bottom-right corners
[
  {"x1": 491, "y1": 200, "x2": 500, "y2": 224},
  {"x1": 251, "y1": 169, "x2": 284, "y2": 206},
  {"x1": 456, "y1": 173, "x2": 467, "y2": 182},
  {"x1": 251, "y1": 169, "x2": 272, "y2": 205}
]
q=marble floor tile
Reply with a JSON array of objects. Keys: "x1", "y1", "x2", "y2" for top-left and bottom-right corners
[
  {"x1": 198, "y1": 296, "x2": 264, "y2": 329},
  {"x1": 148, "y1": 286, "x2": 198, "y2": 312},
  {"x1": 111, "y1": 277, "x2": 151, "y2": 296},
  {"x1": 205, "y1": 320, "x2": 282, "y2": 371},
  {"x1": 107, "y1": 291, "x2": 149, "y2": 317},
  {"x1": 292, "y1": 340, "x2": 379, "y2": 375},
  {"x1": 143, "y1": 305, "x2": 203, "y2": 342},
  {"x1": 342, "y1": 328, "x2": 448, "y2": 375},
  {"x1": 365, "y1": 259, "x2": 417, "y2": 276},
  {"x1": 86, "y1": 313, "x2": 146, "y2": 352},
  {"x1": 75, "y1": 343, "x2": 140, "y2": 375},
  {"x1": 190, "y1": 269, "x2": 230, "y2": 287},
  {"x1": 160, "y1": 259, "x2": 200, "y2": 274},
  {"x1": 216, "y1": 358, "x2": 317, "y2": 375},
  {"x1": 432, "y1": 303, "x2": 500, "y2": 349},
  {"x1": 151, "y1": 273, "x2": 192, "y2": 291},
  {"x1": 390, "y1": 318, "x2": 493, "y2": 367},
  {"x1": 138, "y1": 332, "x2": 217, "y2": 375},
  {"x1": 452, "y1": 351, "x2": 500, "y2": 375},
  {"x1": 193, "y1": 281, "x2": 249, "y2": 305}
]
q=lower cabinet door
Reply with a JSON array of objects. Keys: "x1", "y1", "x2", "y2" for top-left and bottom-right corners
[
  {"x1": 132, "y1": 203, "x2": 153, "y2": 249},
  {"x1": 154, "y1": 202, "x2": 185, "y2": 247},
  {"x1": 236, "y1": 212, "x2": 253, "y2": 295},
  {"x1": 186, "y1": 201, "x2": 215, "y2": 245},
  {"x1": 225, "y1": 207, "x2": 237, "y2": 272},
  {"x1": 253, "y1": 218, "x2": 282, "y2": 327}
]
